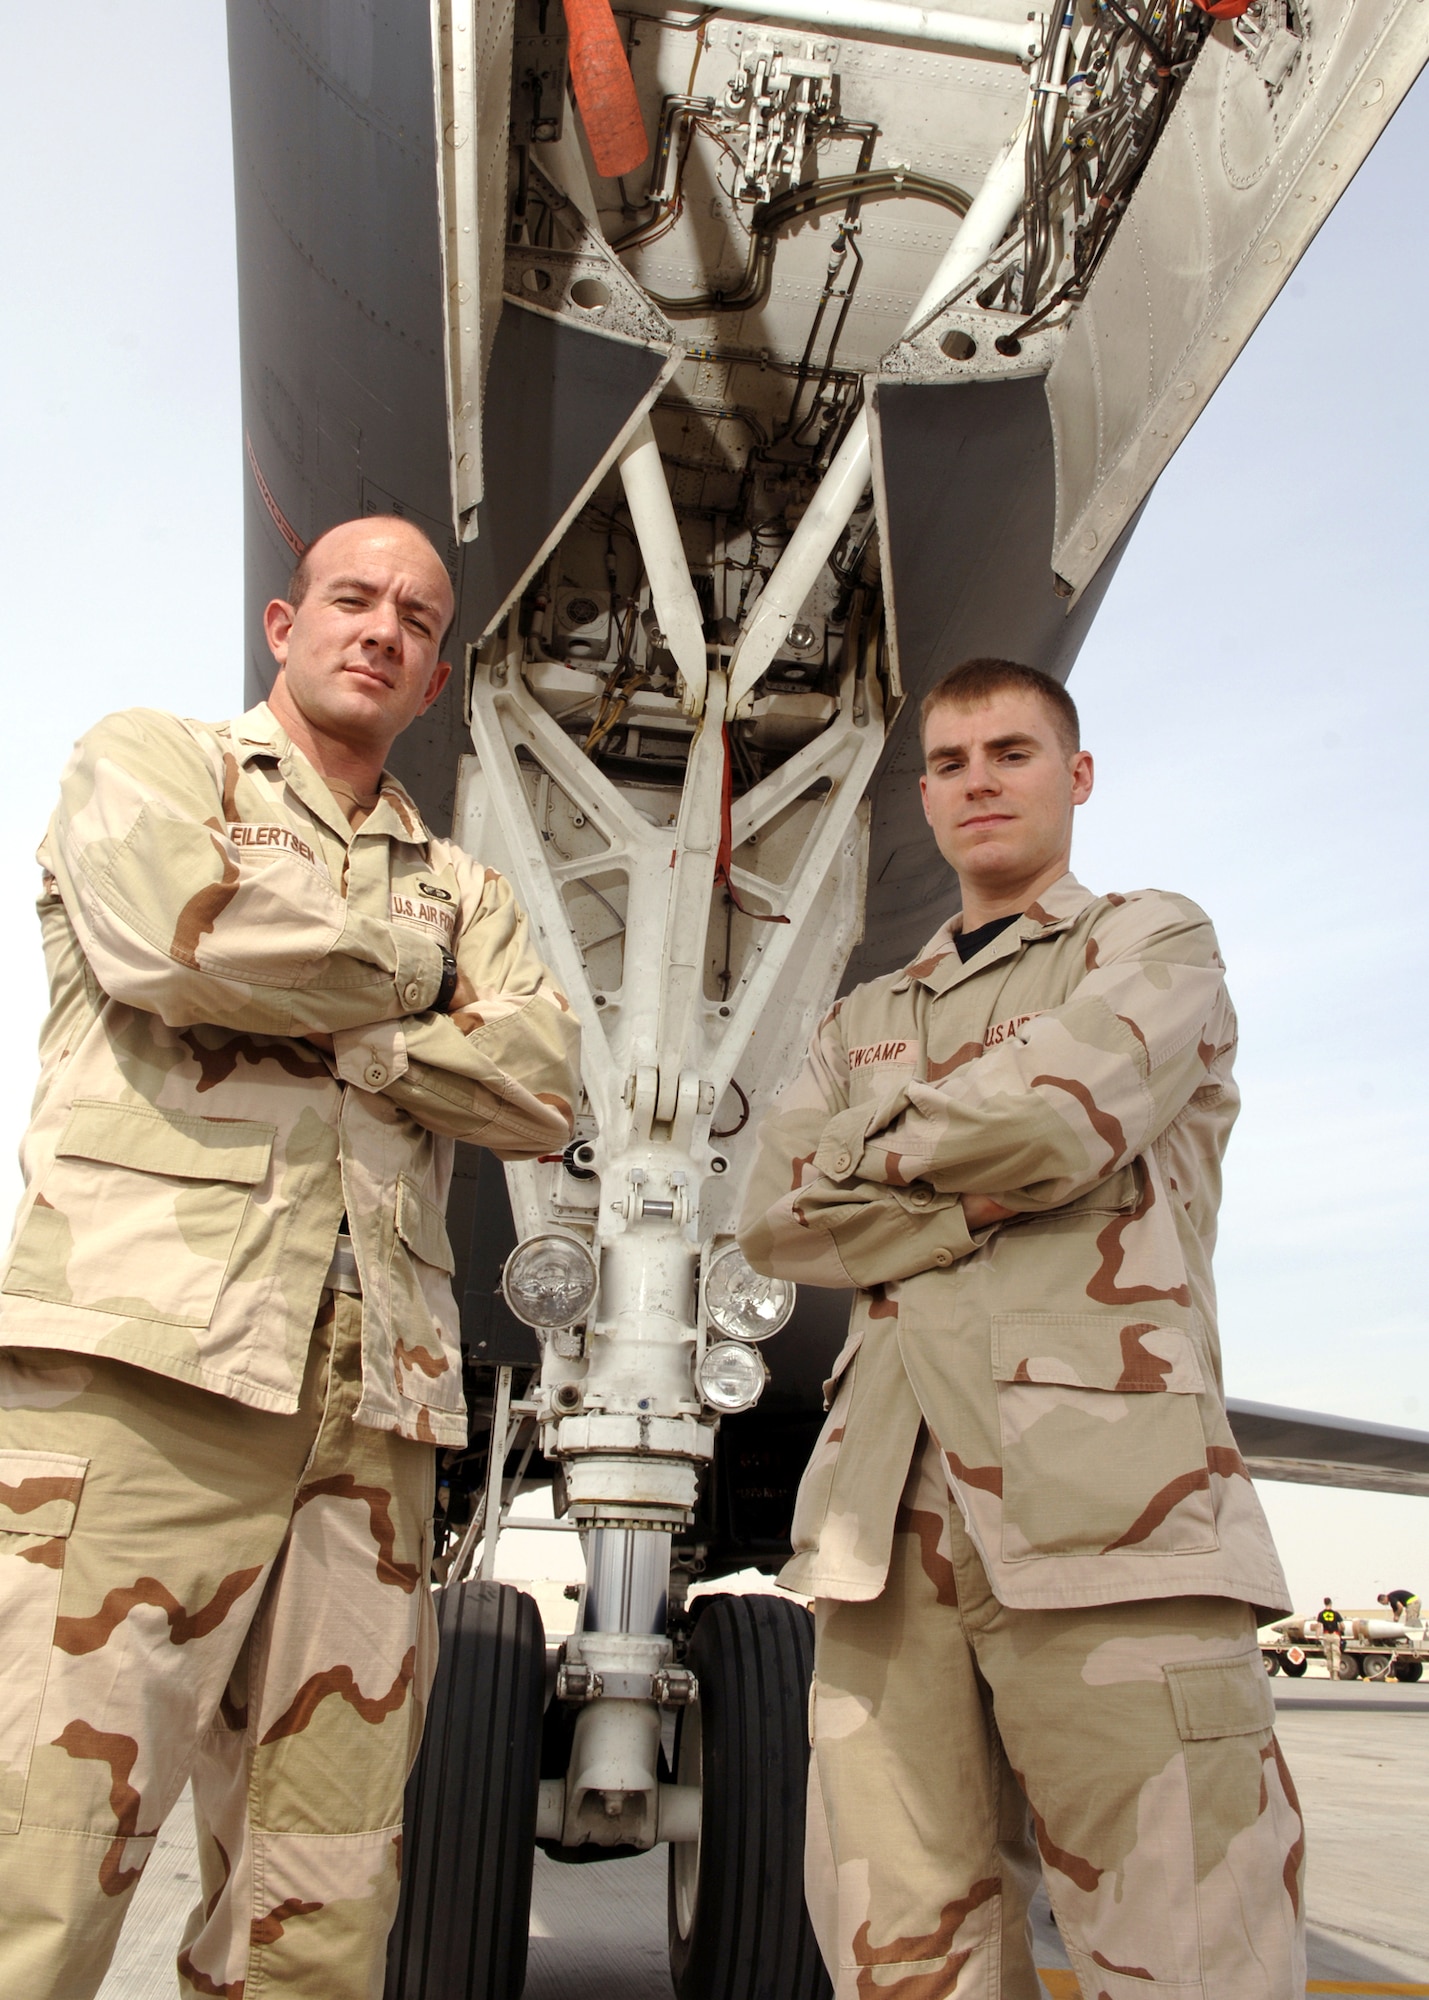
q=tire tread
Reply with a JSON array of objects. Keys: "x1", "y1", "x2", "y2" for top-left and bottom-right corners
[
  {"x1": 386, "y1": 1580, "x2": 545, "y2": 2000},
  {"x1": 669, "y1": 1592, "x2": 831, "y2": 2000}
]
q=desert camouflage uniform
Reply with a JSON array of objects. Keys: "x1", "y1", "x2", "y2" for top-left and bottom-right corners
[
  {"x1": 739, "y1": 874, "x2": 1304, "y2": 1998},
  {"x1": 0, "y1": 703, "x2": 579, "y2": 1997}
]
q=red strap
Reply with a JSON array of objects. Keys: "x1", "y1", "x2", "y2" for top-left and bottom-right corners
[
  {"x1": 1191, "y1": 0, "x2": 1253, "y2": 16},
  {"x1": 562, "y1": 0, "x2": 649, "y2": 179},
  {"x1": 715, "y1": 725, "x2": 789, "y2": 924}
]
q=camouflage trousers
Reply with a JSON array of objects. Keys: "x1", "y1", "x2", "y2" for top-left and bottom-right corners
[
  {"x1": 806, "y1": 1429, "x2": 1306, "y2": 2000},
  {"x1": 0, "y1": 1292, "x2": 438, "y2": 1999}
]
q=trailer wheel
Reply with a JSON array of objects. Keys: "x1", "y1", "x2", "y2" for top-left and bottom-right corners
[
  {"x1": 386, "y1": 1580, "x2": 545, "y2": 2000},
  {"x1": 1281, "y1": 1655, "x2": 1308, "y2": 1678},
  {"x1": 1392, "y1": 1659, "x2": 1423, "y2": 1683},
  {"x1": 1360, "y1": 1653, "x2": 1391, "y2": 1681},
  {"x1": 1261, "y1": 1650, "x2": 1281, "y2": 1676},
  {"x1": 669, "y1": 1593, "x2": 832, "y2": 2000},
  {"x1": 1336, "y1": 1653, "x2": 1362, "y2": 1680}
]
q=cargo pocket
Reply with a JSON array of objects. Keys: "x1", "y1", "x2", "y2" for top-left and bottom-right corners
[
  {"x1": 388, "y1": 1175, "x2": 459, "y2": 1406},
  {"x1": 0, "y1": 1449, "x2": 87, "y2": 1831},
  {"x1": 991, "y1": 1313, "x2": 1217, "y2": 1561},
  {"x1": 1164, "y1": 1651, "x2": 1282, "y2": 1890},
  {"x1": 3, "y1": 1101, "x2": 274, "y2": 1327}
]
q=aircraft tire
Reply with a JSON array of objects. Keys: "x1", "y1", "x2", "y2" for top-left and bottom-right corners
[
  {"x1": 668, "y1": 1593, "x2": 831, "y2": 2000},
  {"x1": 1281, "y1": 1655, "x2": 1308, "y2": 1677},
  {"x1": 1391, "y1": 1659, "x2": 1423, "y2": 1683},
  {"x1": 386, "y1": 1579, "x2": 545, "y2": 2000}
]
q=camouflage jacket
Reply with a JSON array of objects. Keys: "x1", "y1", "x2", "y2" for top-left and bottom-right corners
[
  {"x1": 0, "y1": 703, "x2": 579, "y2": 1448},
  {"x1": 738, "y1": 873, "x2": 1289, "y2": 1615}
]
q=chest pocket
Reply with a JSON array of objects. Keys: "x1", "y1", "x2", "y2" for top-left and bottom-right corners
[
  {"x1": 3, "y1": 1101, "x2": 273, "y2": 1328},
  {"x1": 390, "y1": 872, "x2": 460, "y2": 948},
  {"x1": 990, "y1": 1313, "x2": 1218, "y2": 1563}
]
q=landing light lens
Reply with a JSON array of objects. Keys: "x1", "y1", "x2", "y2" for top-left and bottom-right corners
[
  {"x1": 704, "y1": 1244, "x2": 795, "y2": 1344},
  {"x1": 502, "y1": 1234, "x2": 598, "y2": 1330},
  {"x1": 698, "y1": 1340, "x2": 769, "y2": 1413}
]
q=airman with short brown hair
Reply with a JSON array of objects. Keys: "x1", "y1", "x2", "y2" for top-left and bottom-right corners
[{"x1": 740, "y1": 659, "x2": 1305, "y2": 1998}]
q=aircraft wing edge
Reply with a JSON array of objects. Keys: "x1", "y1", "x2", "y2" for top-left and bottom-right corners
[{"x1": 1227, "y1": 1395, "x2": 1429, "y2": 1500}]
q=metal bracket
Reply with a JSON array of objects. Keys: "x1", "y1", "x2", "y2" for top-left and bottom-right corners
[
  {"x1": 612, "y1": 1166, "x2": 691, "y2": 1226},
  {"x1": 505, "y1": 163, "x2": 678, "y2": 347},
  {"x1": 879, "y1": 306, "x2": 1066, "y2": 383},
  {"x1": 652, "y1": 1665, "x2": 698, "y2": 1706},
  {"x1": 555, "y1": 1661, "x2": 698, "y2": 1705}
]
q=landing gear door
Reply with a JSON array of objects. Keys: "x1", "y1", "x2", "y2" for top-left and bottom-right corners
[
  {"x1": 456, "y1": 296, "x2": 681, "y2": 641},
  {"x1": 1046, "y1": 0, "x2": 1429, "y2": 604}
]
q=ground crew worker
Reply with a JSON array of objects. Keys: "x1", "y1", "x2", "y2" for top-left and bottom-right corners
[
  {"x1": 1318, "y1": 1598, "x2": 1346, "y2": 1678},
  {"x1": 1378, "y1": 1588, "x2": 1421, "y2": 1624},
  {"x1": 0, "y1": 517, "x2": 580, "y2": 2000},
  {"x1": 739, "y1": 658, "x2": 1305, "y2": 1999}
]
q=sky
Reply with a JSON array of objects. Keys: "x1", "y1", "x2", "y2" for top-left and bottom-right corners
[{"x1": 0, "y1": 5, "x2": 1424, "y2": 1612}]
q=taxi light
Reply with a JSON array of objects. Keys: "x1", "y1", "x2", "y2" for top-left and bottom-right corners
[
  {"x1": 698, "y1": 1340, "x2": 769, "y2": 1413},
  {"x1": 704, "y1": 1243, "x2": 795, "y2": 1343},
  {"x1": 502, "y1": 1234, "x2": 598, "y2": 1329}
]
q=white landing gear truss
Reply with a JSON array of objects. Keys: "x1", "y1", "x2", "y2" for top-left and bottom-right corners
[
  {"x1": 441, "y1": 106, "x2": 1049, "y2": 1856},
  {"x1": 453, "y1": 593, "x2": 883, "y2": 1849}
]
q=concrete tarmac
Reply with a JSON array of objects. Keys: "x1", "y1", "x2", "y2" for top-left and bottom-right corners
[{"x1": 97, "y1": 1671, "x2": 1427, "y2": 1999}]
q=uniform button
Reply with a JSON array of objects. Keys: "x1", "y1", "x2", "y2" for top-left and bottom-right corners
[
  {"x1": 933, "y1": 1248, "x2": 953, "y2": 1267},
  {"x1": 832, "y1": 1151, "x2": 852, "y2": 1175},
  {"x1": 364, "y1": 1062, "x2": 389, "y2": 1088},
  {"x1": 909, "y1": 1185, "x2": 933, "y2": 1208},
  {"x1": 402, "y1": 980, "x2": 424, "y2": 1006}
]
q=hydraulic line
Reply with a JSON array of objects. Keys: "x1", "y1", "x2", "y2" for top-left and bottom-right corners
[
  {"x1": 640, "y1": 168, "x2": 971, "y2": 316},
  {"x1": 780, "y1": 124, "x2": 876, "y2": 445}
]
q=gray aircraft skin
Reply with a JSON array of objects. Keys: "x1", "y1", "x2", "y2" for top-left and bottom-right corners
[{"x1": 226, "y1": 0, "x2": 1429, "y2": 1581}]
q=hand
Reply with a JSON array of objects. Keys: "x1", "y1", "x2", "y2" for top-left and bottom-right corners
[{"x1": 962, "y1": 1193, "x2": 1014, "y2": 1230}]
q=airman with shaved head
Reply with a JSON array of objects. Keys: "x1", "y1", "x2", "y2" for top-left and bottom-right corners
[
  {"x1": 740, "y1": 658, "x2": 1306, "y2": 1998},
  {"x1": 0, "y1": 516, "x2": 579, "y2": 1998}
]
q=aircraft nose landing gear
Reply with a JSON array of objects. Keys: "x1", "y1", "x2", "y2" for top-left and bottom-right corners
[{"x1": 384, "y1": 1571, "x2": 829, "y2": 1999}]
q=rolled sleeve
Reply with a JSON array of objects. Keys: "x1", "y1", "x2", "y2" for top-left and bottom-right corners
[
  {"x1": 812, "y1": 1100, "x2": 884, "y2": 1184},
  {"x1": 793, "y1": 1176, "x2": 981, "y2": 1285}
]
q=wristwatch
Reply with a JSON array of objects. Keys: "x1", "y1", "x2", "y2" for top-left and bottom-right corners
[{"x1": 434, "y1": 948, "x2": 460, "y2": 1014}]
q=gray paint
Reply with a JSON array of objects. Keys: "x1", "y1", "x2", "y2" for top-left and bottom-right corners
[
  {"x1": 455, "y1": 302, "x2": 669, "y2": 642},
  {"x1": 845, "y1": 377, "x2": 1134, "y2": 986}
]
